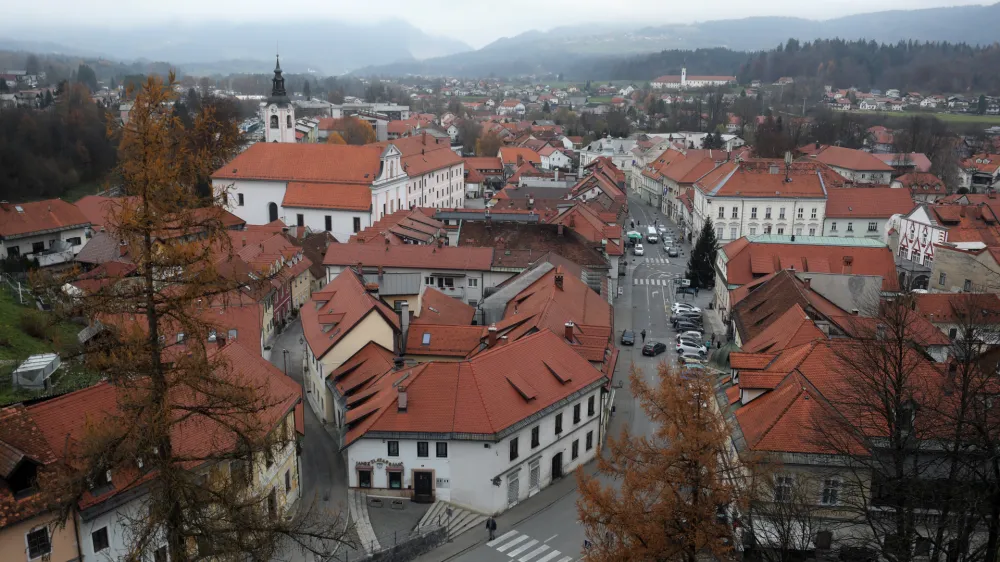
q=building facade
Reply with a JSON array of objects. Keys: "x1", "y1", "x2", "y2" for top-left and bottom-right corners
[{"x1": 259, "y1": 57, "x2": 296, "y2": 144}]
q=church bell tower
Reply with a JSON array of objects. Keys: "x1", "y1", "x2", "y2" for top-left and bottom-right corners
[{"x1": 261, "y1": 55, "x2": 296, "y2": 143}]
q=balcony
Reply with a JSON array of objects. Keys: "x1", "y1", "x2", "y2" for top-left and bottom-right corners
[{"x1": 436, "y1": 286, "x2": 466, "y2": 299}]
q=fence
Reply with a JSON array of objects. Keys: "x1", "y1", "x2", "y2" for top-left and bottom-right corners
[{"x1": 330, "y1": 525, "x2": 447, "y2": 562}]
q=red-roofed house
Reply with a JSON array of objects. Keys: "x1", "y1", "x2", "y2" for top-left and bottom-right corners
[
  {"x1": 891, "y1": 172, "x2": 947, "y2": 203},
  {"x1": 822, "y1": 187, "x2": 916, "y2": 239},
  {"x1": 301, "y1": 268, "x2": 401, "y2": 424},
  {"x1": 0, "y1": 199, "x2": 90, "y2": 267},
  {"x1": 375, "y1": 133, "x2": 465, "y2": 210},
  {"x1": 959, "y1": 153, "x2": 1000, "y2": 192},
  {"x1": 211, "y1": 142, "x2": 410, "y2": 240},
  {"x1": 342, "y1": 330, "x2": 607, "y2": 512},
  {"x1": 806, "y1": 145, "x2": 894, "y2": 184}
]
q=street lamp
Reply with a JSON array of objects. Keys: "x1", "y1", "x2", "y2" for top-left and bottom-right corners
[{"x1": 282, "y1": 349, "x2": 289, "y2": 376}]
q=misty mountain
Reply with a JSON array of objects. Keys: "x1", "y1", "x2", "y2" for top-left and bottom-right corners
[
  {"x1": 355, "y1": 3, "x2": 1000, "y2": 78},
  {"x1": 0, "y1": 20, "x2": 471, "y2": 76}
]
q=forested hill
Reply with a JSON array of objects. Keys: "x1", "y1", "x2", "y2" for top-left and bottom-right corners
[
  {"x1": 737, "y1": 39, "x2": 1000, "y2": 93},
  {"x1": 564, "y1": 48, "x2": 748, "y2": 81}
]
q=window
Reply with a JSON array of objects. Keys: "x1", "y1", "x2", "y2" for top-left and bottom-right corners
[
  {"x1": 509, "y1": 437, "x2": 519, "y2": 461},
  {"x1": 286, "y1": 115, "x2": 292, "y2": 128},
  {"x1": 571, "y1": 439, "x2": 579, "y2": 460},
  {"x1": 731, "y1": 207, "x2": 738, "y2": 219},
  {"x1": 846, "y1": 222, "x2": 853, "y2": 232},
  {"x1": 436, "y1": 442, "x2": 448, "y2": 458},
  {"x1": 92, "y1": 527, "x2": 110, "y2": 552},
  {"x1": 774, "y1": 475, "x2": 793, "y2": 502},
  {"x1": 7, "y1": 246, "x2": 19, "y2": 258},
  {"x1": 718, "y1": 207, "x2": 724, "y2": 219},
  {"x1": 285, "y1": 469, "x2": 291, "y2": 492},
  {"x1": 325, "y1": 216, "x2": 332, "y2": 232},
  {"x1": 898, "y1": 402, "x2": 916, "y2": 433},
  {"x1": 31, "y1": 241, "x2": 44, "y2": 254},
  {"x1": 388, "y1": 471, "x2": 402, "y2": 489},
  {"x1": 749, "y1": 227, "x2": 756, "y2": 235},
  {"x1": 795, "y1": 227, "x2": 803, "y2": 235},
  {"x1": 588, "y1": 396, "x2": 595, "y2": 416},
  {"x1": 531, "y1": 426, "x2": 539, "y2": 448},
  {"x1": 387, "y1": 441, "x2": 399, "y2": 457},
  {"x1": 555, "y1": 413, "x2": 563, "y2": 434},
  {"x1": 765, "y1": 207, "x2": 772, "y2": 219},
  {"x1": 417, "y1": 441, "x2": 429, "y2": 457},
  {"x1": 750, "y1": 207, "x2": 757, "y2": 219},
  {"x1": 939, "y1": 273, "x2": 947, "y2": 286},
  {"x1": 296, "y1": 214, "x2": 304, "y2": 227},
  {"x1": 154, "y1": 546, "x2": 168, "y2": 562},
  {"x1": 809, "y1": 228, "x2": 816, "y2": 235},
  {"x1": 730, "y1": 227, "x2": 737, "y2": 239},
  {"x1": 573, "y1": 403, "x2": 581, "y2": 424},
  {"x1": 764, "y1": 225, "x2": 772, "y2": 234},
  {"x1": 776, "y1": 228, "x2": 784, "y2": 235},
  {"x1": 797, "y1": 207, "x2": 804, "y2": 219},
  {"x1": 779, "y1": 208, "x2": 786, "y2": 220},
  {"x1": 830, "y1": 222, "x2": 838, "y2": 232},
  {"x1": 811, "y1": 207, "x2": 817, "y2": 219},
  {"x1": 716, "y1": 226, "x2": 723, "y2": 239},
  {"x1": 815, "y1": 531, "x2": 833, "y2": 550},
  {"x1": 270, "y1": 115, "x2": 278, "y2": 128},
  {"x1": 237, "y1": 193, "x2": 244, "y2": 206},
  {"x1": 26, "y1": 527, "x2": 50, "y2": 559},
  {"x1": 964, "y1": 279, "x2": 973, "y2": 291},
  {"x1": 67, "y1": 237, "x2": 82, "y2": 246},
  {"x1": 468, "y1": 278, "x2": 478, "y2": 287},
  {"x1": 586, "y1": 431, "x2": 593, "y2": 450},
  {"x1": 821, "y1": 479, "x2": 841, "y2": 505},
  {"x1": 358, "y1": 469, "x2": 372, "y2": 488},
  {"x1": 868, "y1": 221, "x2": 877, "y2": 232},
  {"x1": 353, "y1": 217, "x2": 361, "y2": 233}
]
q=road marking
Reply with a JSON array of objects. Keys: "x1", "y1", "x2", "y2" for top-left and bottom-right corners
[
  {"x1": 554, "y1": 557, "x2": 574, "y2": 562},
  {"x1": 488, "y1": 530, "x2": 518, "y2": 547},
  {"x1": 497, "y1": 535, "x2": 530, "y2": 552},
  {"x1": 535, "y1": 551, "x2": 564, "y2": 562},
  {"x1": 508, "y1": 539, "x2": 539, "y2": 557},
  {"x1": 519, "y1": 544, "x2": 551, "y2": 561},
  {"x1": 543, "y1": 535, "x2": 558, "y2": 543}
]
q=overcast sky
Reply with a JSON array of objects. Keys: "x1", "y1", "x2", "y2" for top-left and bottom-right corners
[{"x1": 7, "y1": 0, "x2": 989, "y2": 49}]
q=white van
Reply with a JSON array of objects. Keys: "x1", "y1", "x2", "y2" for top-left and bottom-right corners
[{"x1": 646, "y1": 226, "x2": 659, "y2": 243}]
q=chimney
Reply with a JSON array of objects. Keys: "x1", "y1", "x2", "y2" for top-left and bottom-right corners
[
  {"x1": 815, "y1": 141, "x2": 821, "y2": 150},
  {"x1": 356, "y1": 261, "x2": 363, "y2": 274},
  {"x1": 393, "y1": 357, "x2": 405, "y2": 371},
  {"x1": 564, "y1": 321, "x2": 574, "y2": 341},
  {"x1": 517, "y1": 155, "x2": 524, "y2": 166},
  {"x1": 119, "y1": 240, "x2": 128, "y2": 257},
  {"x1": 803, "y1": 277, "x2": 811, "y2": 290},
  {"x1": 851, "y1": 309, "x2": 860, "y2": 316},
  {"x1": 500, "y1": 335, "x2": 509, "y2": 346},
  {"x1": 488, "y1": 323, "x2": 498, "y2": 347},
  {"x1": 216, "y1": 336, "x2": 227, "y2": 349},
  {"x1": 437, "y1": 237, "x2": 444, "y2": 248},
  {"x1": 554, "y1": 169, "x2": 559, "y2": 181},
  {"x1": 242, "y1": 236, "x2": 247, "y2": 247},
  {"x1": 528, "y1": 194, "x2": 535, "y2": 209},
  {"x1": 397, "y1": 385, "x2": 408, "y2": 412},
  {"x1": 555, "y1": 271, "x2": 564, "y2": 290},
  {"x1": 557, "y1": 224, "x2": 564, "y2": 236},
  {"x1": 377, "y1": 264, "x2": 384, "y2": 277},
  {"x1": 400, "y1": 301, "x2": 410, "y2": 355}
]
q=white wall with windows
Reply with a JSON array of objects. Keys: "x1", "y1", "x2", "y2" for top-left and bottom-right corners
[
  {"x1": 281, "y1": 206, "x2": 371, "y2": 243},
  {"x1": 345, "y1": 386, "x2": 604, "y2": 515},
  {"x1": 404, "y1": 163, "x2": 466, "y2": 210},
  {"x1": 692, "y1": 193, "x2": 827, "y2": 243},
  {"x1": 822, "y1": 216, "x2": 891, "y2": 241},
  {"x1": 826, "y1": 165, "x2": 891, "y2": 185},
  {"x1": 0, "y1": 225, "x2": 89, "y2": 262},
  {"x1": 325, "y1": 265, "x2": 513, "y2": 307}
]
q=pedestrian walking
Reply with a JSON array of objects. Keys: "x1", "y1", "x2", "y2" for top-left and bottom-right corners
[
  {"x1": 640, "y1": 329, "x2": 647, "y2": 343},
  {"x1": 695, "y1": 287, "x2": 700, "y2": 297},
  {"x1": 486, "y1": 516, "x2": 497, "y2": 541}
]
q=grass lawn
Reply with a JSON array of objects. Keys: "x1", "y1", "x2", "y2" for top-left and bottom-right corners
[
  {"x1": 0, "y1": 288, "x2": 104, "y2": 406},
  {"x1": 856, "y1": 110, "x2": 1000, "y2": 126}
]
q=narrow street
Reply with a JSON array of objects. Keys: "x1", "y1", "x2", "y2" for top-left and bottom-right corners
[{"x1": 445, "y1": 193, "x2": 722, "y2": 562}]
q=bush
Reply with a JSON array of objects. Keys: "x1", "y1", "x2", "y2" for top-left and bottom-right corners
[{"x1": 19, "y1": 310, "x2": 51, "y2": 340}]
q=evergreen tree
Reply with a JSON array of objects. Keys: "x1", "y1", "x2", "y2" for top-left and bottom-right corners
[
  {"x1": 0, "y1": 79, "x2": 7, "y2": 93},
  {"x1": 303, "y1": 80, "x2": 311, "y2": 100},
  {"x1": 686, "y1": 218, "x2": 718, "y2": 289},
  {"x1": 76, "y1": 63, "x2": 98, "y2": 92},
  {"x1": 979, "y1": 94, "x2": 987, "y2": 115},
  {"x1": 543, "y1": 101, "x2": 551, "y2": 113},
  {"x1": 43, "y1": 89, "x2": 54, "y2": 107}
]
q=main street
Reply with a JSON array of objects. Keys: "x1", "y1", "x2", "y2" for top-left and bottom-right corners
[{"x1": 444, "y1": 194, "x2": 712, "y2": 562}]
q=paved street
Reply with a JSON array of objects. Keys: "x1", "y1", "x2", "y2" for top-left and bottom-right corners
[{"x1": 439, "y1": 193, "x2": 724, "y2": 562}]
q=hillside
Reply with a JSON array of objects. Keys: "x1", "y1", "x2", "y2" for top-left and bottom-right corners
[{"x1": 355, "y1": 3, "x2": 1000, "y2": 78}]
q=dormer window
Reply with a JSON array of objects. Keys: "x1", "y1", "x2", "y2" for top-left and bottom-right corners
[{"x1": 8, "y1": 460, "x2": 39, "y2": 498}]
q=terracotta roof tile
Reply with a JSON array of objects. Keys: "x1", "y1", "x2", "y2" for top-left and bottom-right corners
[
  {"x1": 413, "y1": 287, "x2": 476, "y2": 325},
  {"x1": 697, "y1": 159, "x2": 840, "y2": 198},
  {"x1": 301, "y1": 269, "x2": 401, "y2": 359},
  {"x1": 0, "y1": 199, "x2": 88, "y2": 238},
  {"x1": 824, "y1": 187, "x2": 915, "y2": 218},
  {"x1": 211, "y1": 142, "x2": 382, "y2": 183},
  {"x1": 323, "y1": 243, "x2": 494, "y2": 271},
  {"x1": 407, "y1": 325, "x2": 483, "y2": 357},
  {"x1": 282, "y1": 182, "x2": 372, "y2": 211},
  {"x1": 499, "y1": 147, "x2": 541, "y2": 166},
  {"x1": 810, "y1": 146, "x2": 894, "y2": 172},
  {"x1": 894, "y1": 172, "x2": 945, "y2": 194},
  {"x1": 721, "y1": 239, "x2": 898, "y2": 290},
  {"x1": 873, "y1": 153, "x2": 932, "y2": 172},
  {"x1": 913, "y1": 292, "x2": 1000, "y2": 324}
]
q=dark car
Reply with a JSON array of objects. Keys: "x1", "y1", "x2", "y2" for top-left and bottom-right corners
[
  {"x1": 621, "y1": 330, "x2": 636, "y2": 346},
  {"x1": 642, "y1": 341, "x2": 667, "y2": 356},
  {"x1": 671, "y1": 312, "x2": 702, "y2": 325},
  {"x1": 667, "y1": 247, "x2": 679, "y2": 257},
  {"x1": 675, "y1": 320, "x2": 703, "y2": 332}
]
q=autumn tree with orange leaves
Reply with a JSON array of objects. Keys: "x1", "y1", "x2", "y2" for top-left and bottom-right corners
[
  {"x1": 39, "y1": 74, "x2": 350, "y2": 562},
  {"x1": 576, "y1": 364, "x2": 754, "y2": 562}
]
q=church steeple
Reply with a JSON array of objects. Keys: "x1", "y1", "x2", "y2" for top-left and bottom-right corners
[{"x1": 269, "y1": 55, "x2": 288, "y2": 101}]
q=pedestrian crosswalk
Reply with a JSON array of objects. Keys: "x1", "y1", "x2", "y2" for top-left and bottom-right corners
[
  {"x1": 641, "y1": 258, "x2": 672, "y2": 265},
  {"x1": 486, "y1": 530, "x2": 575, "y2": 561},
  {"x1": 634, "y1": 278, "x2": 674, "y2": 286}
]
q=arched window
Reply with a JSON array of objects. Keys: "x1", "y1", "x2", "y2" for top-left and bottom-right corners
[
  {"x1": 268, "y1": 203, "x2": 278, "y2": 223},
  {"x1": 286, "y1": 115, "x2": 292, "y2": 128},
  {"x1": 270, "y1": 115, "x2": 278, "y2": 129}
]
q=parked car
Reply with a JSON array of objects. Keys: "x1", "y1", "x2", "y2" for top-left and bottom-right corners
[
  {"x1": 667, "y1": 247, "x2": 679, "y2": 258},
  {"x1": 671, "y1": 303, "x2": 701, "y2": 313},
  {"x1": 671, "y1": 312, "x2": 702, "y2": 325},
  {"x1": 642, "y1": 341, "x2": 667, "y2": 356},
  {"x1": 621, "y1": 330, "x2": 635, "y2": 346},
  {"x1": 677, "y1": 342, "x2": 708, "y2": 356},
  {"x1": 633, "y1": 244, "x2": 644, "y2": 256},
  {"x1": 677, "y1": 335, "x2": 703, "y2": 347},
  {"x1": 675, "y1": 320, "x2": 703, "y2": 332},
  {"x1": 676, "y1": 330, "x2": 703, "y2": 342},
  {"x1": 679, "y1": 354, "x2": 705, "y2": 365},
  {"x1": 676, "y1": 278, "x2": 692, "y2": 288}
]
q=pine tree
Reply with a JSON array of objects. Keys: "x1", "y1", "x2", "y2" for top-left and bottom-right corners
[
  {"x1": 686, "y1": 218, "x2": 718, "y2": 289},
  {"x1": 303, "y1": 80, "x2": 312, "y2": 101}
]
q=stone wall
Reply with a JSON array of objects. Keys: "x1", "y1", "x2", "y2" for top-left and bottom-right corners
[{"x1": 348, "y1": 527, "x2": 447, "y2": 562}]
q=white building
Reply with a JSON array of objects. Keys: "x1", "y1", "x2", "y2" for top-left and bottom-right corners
[
  {"x1": 342, "y1": 330, "x2": 607, "y2": 514},
  {"x1": 380, "y1": 133, "x2": 466, "y2": 210},
  {"x1": 538, "y1": 146, "x2": 573, "y2": 170},
  {"x1": 497, "y1": 100, "x2": 525, "y2": 116},
  {"x1": 650, "y1": 68, "x2": 736, "y2": 90},
  {"x1": 809, "y1": 146, "x2": 894, "y2": 185},
  {"x1": 822, "y1": 187, "x2": 916, "y2": 241},
  {"x1": 0, "y1": 199, "x2": 90, "y2": 266},
  {"x1": 259, "y1": 56, "x2": 296, "y2": 144},
  {"x1": 691, "y1": 159, "x2": 835, "y2": 243},
  {"x1": 579, "y1": 138, "x2": 637, "y2": 175}
]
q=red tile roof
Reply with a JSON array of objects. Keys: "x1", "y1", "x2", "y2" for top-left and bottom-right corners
[
  {"x1": 464, "y1": 157, "x2": 504, "y2": 172},
  {"x1": 740, "y1": 304, "x2": 828, "y2": 353},
  {"x1": 913, "y1": 292, "x2": 1000, "y2": 324},
  {"x1": 809, "y1": 146, "x2": 894, "y2": 172},
  {"x1": 301, "y1": 269, "x2": 401, "y2": 359},
  {"x1": 732, "y1": 270, "x2": 845, "y2": 343},
  {"x1": 696, "y1": 159, "x2": 841, "y2": 198},
  {"x1": 499, "y1": 147, "x2": 541, "y2": 166},
  {"x1": 282, "y1": 182, "x2": 372, "y2": 211},
  {"x1": 721, "y1": 238, "x2": 898, "y2": 290},
  {"x1": 376, "y1": 134, "x2": 463, "y2": 176},
  {"x1": 343, "y1": 330, "x2": 605, "y2": 445},
  {"x1": 962, "y1": 153, "x2": 1000, "y2": 174},
  {"x1": 824, "y1": 187, "x2": 915, "y2": 219},
  {"x1": 74, "y1": 195, "x2": 136, "y2": 233},
  {"x1": 0, "y1": 199, "x2": 89, "y2": 238},
  {"x1": 211, "y1": 142, "x2": 382, "y2": 184},
  {"x1": 0, "y1": 404, "x2": 57, "y2": 526},
  {"x1": 407, "y1": 325, "x2": 483, "y2": 357},
  {"x1": 350, "y1": 208, "x2": 444, "y2": 245},
  {"x1": 413, "y1": 286, "x2": 476, "y2": 325},
  {"x1": 894, "y1": 172, "x2": 945, "y2": 195},
  {"x1": 926, "y1": 203, "x2": 1000, "y2": 245},
  {"x1": 329, "y1": 341, "x2": 396, "y2": 396},
  {"x1": 323, "y1": 243, "x2": 494, "y2": 271},
  {"x1": 873, "y1": 153, "x2": 932, "y2": 173}
]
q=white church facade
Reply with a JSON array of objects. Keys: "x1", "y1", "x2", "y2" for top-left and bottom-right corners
[
  {"x1": 260, "y1": 56, "x2": 296, "y2": 143},
  {"x1": 651, "y1": 68, "x2": 736, "y2": 90}
]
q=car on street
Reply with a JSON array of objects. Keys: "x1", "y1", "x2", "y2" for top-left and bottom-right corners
[
  {"x1": 675, "y1": 320, "x2": 703, "y2": 332},
  {"x1": 676, "y1": 330, "x2": 703, "y2": 342},
  {"x1": 633, "y1": 244, "x2": 644, "y2": 256},
  {"x1": 671, "y1": 303, "x2": 701, "y2": 313},
  {"x1": 679, "y1": 354, "x2": 705, "y2": 365},
  {"x1": 671, "y1": 311, "x2": 702, "y2": 324},
  {"x1": 621, "y1": 330, "x2": 635, "y2": 346},
  {"x1": 677, "y1": 336, "x2": 704, "y2": 348},
  {"x1": 676, "y1": 278, "x2": 692, "y2": 288},
  {"x1": 679, "y1": 362, "x2": 706, "y2": 370},
  {"x1": 666, "y1": 247, "x2": 679, "y2": 257},
  {"x1": 642, "y1": 341, "x2": 667, "y2": 356},
  {"x1": 677, "y1": 342, "x2": 708, "y2": 356}
]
